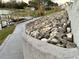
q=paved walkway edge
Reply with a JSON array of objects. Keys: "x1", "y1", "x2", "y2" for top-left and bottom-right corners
[{"x1": 0, "y1": 34, "x2": 12, "y2": 52}]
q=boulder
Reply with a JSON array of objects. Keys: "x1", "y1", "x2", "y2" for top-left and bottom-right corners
[
  {"x1": 50, "y1": 31, "x2": 58, "y2": 38},
  {"x1": 66, "y1": 41, "x2": 76, "y2": 48},
  {"x1": 66, "y1": 33, "x2": 73, "y2": 39},
  {"x1": 60, "y1": 38, "x2": 67, "y2": 45},
  {"x1": 51, "y1": 27, "x2": 58, "y2": 32},
  {"x1": 26, "y1": 29, "x2": 30, "y2": 35},
  {"x1": 56, "y1": 15, "x2": 62, "y2": 20},
  {"x1": 56, "y1": 43, "x2": 65, "y2": 48},
  {"x1": 43, "y1": 31, "x2": 50, "y2": 39},
  {"x1": 66, "y1": 33, "x2": 73, "y2": 42},
  {"x1": 48, "y1": 38, "x2": 59, "y2": 44},
  {"x1": 41, "y1": 27, "x2": 52, "y2": 33},
  {"x1": 58, "y1": 27, "x2": 65, "y2": 33},
  {"x1": 61, "y1": 19, "x2": 67, "y2": 24},
  {"x1": 41, "y1": 38, "x2": 48, "y2": 42},
  {"x1": 67, "y1": 27, "x2": 71, "y2": 33},
  {"x1": 63, "y1": 23, "x2": 67, "y2": 29},
  {"x1": 31, "y1": 30, "x2": 39, "y2": 38},
  {"x1": 67, "y1": 20, "x2": 71, "y2": 27}
]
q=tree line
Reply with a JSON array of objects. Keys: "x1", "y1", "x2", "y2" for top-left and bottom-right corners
[
  {"x1": 28, "y1": 0, "x2": 58, "y2": 16},
  {"x1": 29, "y1": 0, "x2": 58, "y2": 9},
  {"x1": 0, "y1": 1, "x2": 28, "y2": 9},
  {"x1": 0, "y1": 0, "x2": 58, "y2": 9}
]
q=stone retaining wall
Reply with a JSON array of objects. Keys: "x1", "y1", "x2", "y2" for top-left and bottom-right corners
[
  {"x1": 23, "y1": 0, "x2": 79, "y2": 58},
  {"x1": 23, "y1": 18, "x2": 79, "y2": 59},
  {"x1": 25, "y1": 11, "x2": 76, "y2": 48}
]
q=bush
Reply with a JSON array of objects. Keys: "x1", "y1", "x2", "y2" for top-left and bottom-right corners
[{"x1": 45, "y1": 6, "x2": 51, "y2": 10}]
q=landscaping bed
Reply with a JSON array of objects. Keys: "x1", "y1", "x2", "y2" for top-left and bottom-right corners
[{"x1": 26, "y1": 11, "x2": 77, "y2": 48}]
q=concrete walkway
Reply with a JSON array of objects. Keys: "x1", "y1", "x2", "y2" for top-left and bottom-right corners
[
  {"x1": 0, "y1": 22, "x2": 26, "y2": 59},
  {"x1": 0, "y1": 17, "x2": 40, "y2": 59}
]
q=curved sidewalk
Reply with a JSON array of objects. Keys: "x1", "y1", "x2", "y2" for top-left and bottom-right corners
[
  {"x1": 0, "y1": 17, "x2": 40, "y2": 59},
  {"x1": 0, "y1": 22, "x2": 26, "y2": 59}
]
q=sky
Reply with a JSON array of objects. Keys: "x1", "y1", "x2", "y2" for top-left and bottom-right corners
[
  {"x1": 52, "y1": 0, "x2": 71, "y2": 5},
  {"x1": 2, "y1": 0, "x2": 71, "y2": 4},
  {"x1": 2, "y1": 0, "x2": 30, "y2": 3}
]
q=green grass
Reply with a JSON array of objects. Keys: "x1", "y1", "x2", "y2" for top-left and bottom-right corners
[
  {"x1": 45, "y1": 6, "x2": 63, "y2": 15},
  {"x1": 11, "y1": 8, "x2": 32, "y2": 17},
  {"x1": 30, "y1": 6, "x2": 63, "y2": 17},
  {"x1": 0, "y1": 25, "x2": 16, "y2": 45},
  {"x1": 11, "y1": 6, "x2": 63, "y2": 17}
]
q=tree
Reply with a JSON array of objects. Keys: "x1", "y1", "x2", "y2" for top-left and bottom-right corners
[
  {"x1": 0, "y1": 1, "x2": 2, "y2": 7},
  {"x1": 30, "y1": 0, "x2": 45, "y2": 16},
  {"x1": 0, "y1": 1, "x2": 28, "y2": 9},
  {"x1": 41, "y1": 0, "x2": 58, "y2": 6},
  {"x1": 29, "y1": 1, "x2": 44, "y2": 10},
  {"x1": 15, "y1": 2, "x2": 28, "y2": 9},
  {"x1": 29, "y1": 1, "x2": 38, "y2": 9}
]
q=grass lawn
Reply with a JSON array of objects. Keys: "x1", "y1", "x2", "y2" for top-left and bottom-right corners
[
  {"x1": 11, "y1": 6, "x2": 63, "y2": 17},
  {"x1": 45, "y1": 6, "x2": 63, "y2": 15},
  {"x1": 0, "y1": 25, "x2": 16, "y2": 45}
]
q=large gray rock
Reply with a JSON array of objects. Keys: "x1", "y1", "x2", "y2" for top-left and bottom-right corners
[
  {"x1": 67, "y1": 27, "x2": 71, "y2": 33},
  {"x1": 66, "y1": 33, "x2": 73, "y2": 40},
  {"x1": 48, "y1": 38, "x2": 59, "y2": 44},
  {"x1": 30, "y1": 30, "x2": 39, "y2": 38},
  {"x1": 41, "y1": 38, "x2": 48, "y2": 42},
  {"x1": 66, "y1": 41, "x2": 76, "y2": 48}
]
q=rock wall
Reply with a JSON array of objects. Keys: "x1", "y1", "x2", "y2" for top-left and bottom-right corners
[
  {"x1": 68, "y1": 0, "x2": 79, "y2": 47},
  {"x1": 25, "y1": 11, "x2": 76, "y2": 48},
  {"x1": 23, "y1": 18, "x2": 79, "y2": 59},
  {"x1": 23, "y1": 1, "x2": 79, "y2": 59}
]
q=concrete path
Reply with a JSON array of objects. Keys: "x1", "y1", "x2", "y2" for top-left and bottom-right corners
[
  {"x1": 0, "y1": 17, "x2": 42, "y2": 59},
  {"x1": 0, "y1": 22, "x2": 26, "y2": 59}
]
